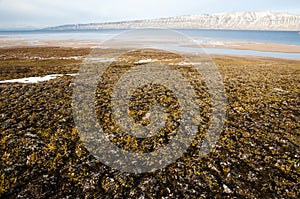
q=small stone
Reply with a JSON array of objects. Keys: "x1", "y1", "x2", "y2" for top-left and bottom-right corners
[{"x1": 223, "y1": 184, "x2": 233, "y2": 194}]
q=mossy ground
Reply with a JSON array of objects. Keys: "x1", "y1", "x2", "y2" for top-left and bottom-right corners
[
  {"x1": 0, "y1": 47, "x2": 299, "y2": 198},
  {"x1": 0, "y1": 47, "x2": 90, "y2": 80}
]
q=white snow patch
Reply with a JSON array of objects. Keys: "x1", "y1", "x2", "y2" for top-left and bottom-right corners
[
  {"x1": 176, "y1": 62, "x2": 190, "y2": 66},
  {"x1": 170, "y1": 62, "x2": 203, "y2": 66},
  {"x1": 86, "y1": 57, "x2": 117, "y2": 62},
  {"x1": 134, "y1": 59, "x2": 158, "y2": 64},
  {"x1": 60, "y1": 56, "x2": 83, "y2": 60},
  {"x1": 0, "y1": 74, "x2": 78, "y2": 84}
]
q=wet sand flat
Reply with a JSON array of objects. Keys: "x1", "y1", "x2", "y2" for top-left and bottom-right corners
[
  {"x1": 199, "y1": 40, "x2": 300, "y2": 53},
  {"x1": 1, "y1": 38, "x2": 300, "y2": 53}
]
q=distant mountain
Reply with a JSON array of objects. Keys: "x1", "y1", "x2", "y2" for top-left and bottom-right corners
[{"x1": 47, "y1": 11, "x2": 300, "y2": 31}]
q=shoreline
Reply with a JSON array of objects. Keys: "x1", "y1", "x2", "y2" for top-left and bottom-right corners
[
  {"x1": 194, "y1": 40, "x2": 300, "y2": 53},
  {"x1": 211, "y1": 53, "x2": 300, "y2": 62},
  {"x1": 1, "y1": 46, "x2": 300, "y2": 63},
  {"x1": 1, "y1": 38, "x2": 300, "y2": 54}
]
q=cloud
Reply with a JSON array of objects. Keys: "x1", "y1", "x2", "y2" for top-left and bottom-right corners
[{"x1": 0, "y1": 0, "x2": 299, "y2": 29}]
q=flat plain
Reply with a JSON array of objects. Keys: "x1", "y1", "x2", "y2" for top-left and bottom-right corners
[{"x1": 0, "y1": 46, "x2": 299, "y2": 198}]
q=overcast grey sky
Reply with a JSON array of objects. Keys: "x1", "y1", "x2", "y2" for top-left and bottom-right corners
[{"x1": 0, "y1": 0, "x2": 300, "y2": 29}]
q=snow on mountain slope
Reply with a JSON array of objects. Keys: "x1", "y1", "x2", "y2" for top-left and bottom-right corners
[{"x1": 48, "y1": 11, "x2": 300, "y2": 31}]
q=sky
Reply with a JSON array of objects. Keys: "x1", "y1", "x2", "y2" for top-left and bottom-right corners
[{"x1": 0, "y1": 0, "x2": 300, "y2": 29}]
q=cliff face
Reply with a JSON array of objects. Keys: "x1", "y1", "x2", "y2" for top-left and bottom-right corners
[{"x1": 48, "y1": 12, "x2": 300, "y2": 31}]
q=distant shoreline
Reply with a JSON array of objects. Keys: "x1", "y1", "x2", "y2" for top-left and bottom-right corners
[
  {"x1": 187, "y1": 40, "x2": 300, "y2": 53},
  {"x1": 0, "y1": 38, "x2": 300, "y2": 60},
  {"x1": 1, "y1": 28, "x2": 300, "y2": 60}
]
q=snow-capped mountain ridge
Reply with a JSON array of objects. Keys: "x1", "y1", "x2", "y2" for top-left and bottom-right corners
[{"x1": 47, "y1": 11, "x2": 300, "y2": 31}]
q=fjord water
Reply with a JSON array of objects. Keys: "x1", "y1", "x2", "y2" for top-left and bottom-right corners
[
  {"x1": 180, "y1": 29, "x2": 300, "y2": 46},
  {"x1": 1, "y1": 29, "x2": 300, "y2": 58}
]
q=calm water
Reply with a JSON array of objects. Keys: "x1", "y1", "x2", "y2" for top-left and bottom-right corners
[
  {"x1": 179, "y1": 29, "x2": 300, "y2": 46},
  {"x1": 1, "y1": 29, "x2": 300, "y2": 59}
]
